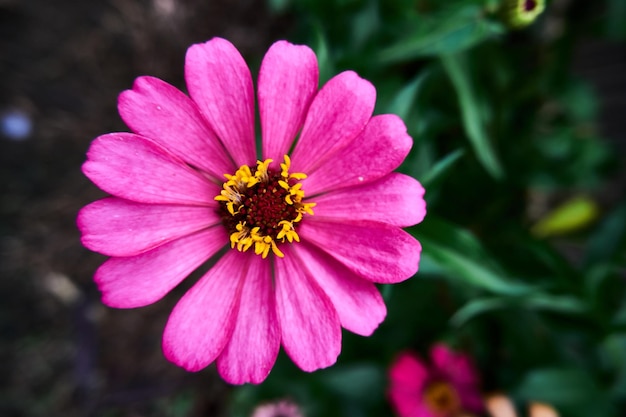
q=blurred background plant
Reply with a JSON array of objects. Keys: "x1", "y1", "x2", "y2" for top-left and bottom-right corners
[{"x1": 1, "y1": 0, "x2": 625, "y2": 416}]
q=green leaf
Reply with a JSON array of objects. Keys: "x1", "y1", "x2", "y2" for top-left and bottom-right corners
[
  {"x1": 267, "y1": 0, "x2": 291, "y2": 13},
  {"x1": 378, "y1": 6, "x2": 504, "y2": 63},
  {"x1": 531, "y1": 195, "x2": 599, "y2": 238},
  {"x1": 385, "y1": 70, "x2": 431, "y2": 121},
  {"x1": 380, "y1": 283, "x2": 394, "y2": 301},
  {"x1": 606, "y1": 0, "x2": 626, "y2": 40},
  {"x1": 441, "y1": 52, "x2": 503, "y2": 178},
  {"x1": 424, "y1": 241, "x2": 530, "y2": 294},
  {"x1": 349, "y1": 0, "x2": 380, "y2": 49},
  {"x1": 516, "y1": 368, "x2": 614, "y2": 417},
  {"x1": 584, "y1": 201, "x2": 626, "y2": 268},
  {"x1": 419, "y1": 148, "x2": 465, "y2": 187},
  {"x1": 612, "y1": 300, "x2": 626, "y2": 327},
  {"x1": 599, "y1": 333, "x2": 626, "y2": 396},
  {"x1": 450, "y1": 294, "x2": 586, "y2": 326},
  {"x1": 317, "y1": 363, "x2": 385, "y2": 404},
  {"x1": 417, "y1": 216, "x2": 496, "y2": 262},
  {"x1": 450, "y1": 297, "x2": 508, "y2": 326},
  {"x1": 523, "y1": 294, "x2": 587, "y2": 314},
  {"x1": 415, "y1": 216, "x2": 533, "y2": 295},
  {"x1": 312, "y1": 26, "x2": 334, "y2": 85}
]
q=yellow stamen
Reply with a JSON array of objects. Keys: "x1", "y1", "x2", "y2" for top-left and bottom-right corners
[
  {"x1": 271, "y1": 240, "x2": 284, "y2": 257},
  {"x1": 216, "y1": 155, "x2": 314, "y2": 258},
  {"x1": 280, "y1": 155, "x2": 291, "y2": 177},
  {"x1": 423, "y1": 382, "x2": 461, "y2": 416},
  {"x1": 290, "y1": 172, "x2": 307, "y2": 180},
  {"x1": 254, "y1": 159, "x2": 273, "y2": 182},
  {"x1": 301, "y1": 202, "x2": 316, "y2": 215},
  {"x1": 277, "y1": 220, "x2": 300, "y2": 243}
]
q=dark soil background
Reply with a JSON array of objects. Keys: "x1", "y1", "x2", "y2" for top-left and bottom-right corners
[
  {"x1": 1, "y1": 0, "x2": 625, "y2": 416},
  {"x1": 0, "y1": 1, "x2": 289, "y2": 416}
]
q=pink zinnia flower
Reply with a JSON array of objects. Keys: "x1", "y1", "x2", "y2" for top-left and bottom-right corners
[
  {"x1": 388, "y1": 344, "x2": 484, "y2": 417},
  {"x1": 78, "y1": 37, "x2": 426, "y2": 384}
]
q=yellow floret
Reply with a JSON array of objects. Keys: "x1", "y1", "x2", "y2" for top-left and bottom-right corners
[{"x1": 217, "y1": 154, "x2": 315, "y2": 259}]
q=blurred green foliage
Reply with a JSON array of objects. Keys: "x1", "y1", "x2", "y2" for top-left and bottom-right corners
[{"x1": 233, "y1": 0, "x2": 626, "y2": 416}]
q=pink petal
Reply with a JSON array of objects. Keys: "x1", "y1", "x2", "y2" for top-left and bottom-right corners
[
  {"x1": 290, "y1": 71, "x2": 376, "y2": 174},
  {"x1": 302, "y1": 114, "x2": 412, "y2": 196},
  {"x1": 185, "y1": 38, "x2": 256, "y2": 167},
  {"x1": 162, "y1": 250, "x2": 248, "y2": 372},
  {"x1": 389, "y1": 351, "x2": 429, "y2": 393},
  {"x1": 217, "y1": 255, "x2": 280, "y2": 384},
  {"x1": 292, "y1": 242, "x2": 386, "y2": 336},
  {"x1": 82, "y1": 133, "x2": 220, "y2": 205},
  {"x1": 430, "y1": 344, "x2": 483, "y2": 413},
  {"x1": 389, "y1": 392, "x2": 434, "y2": 417},
  {"x1": 388, "y1": 352, "x2": 431, "y2": 417},
  {"x1": 95, "y1": 227, "x2": 228, "y2": 308},
  {"x1": 298, "y1": 219, "x2": 421, "y2": 284},
  {"x1": 430, "y1": 344, "x2": 480, "y2": 387},
  {"x1": 310, "y1": 173, "x2": 426, "y2": 227},
  {"x1": 78, "y1": 197, "x2": 220, "y2": 257},
  {"x1": 274, "y1": 245, "x2": 341, "y2": 372},
  {"x1": 460, "y1": 390, "x2": 485, "y2": 414},
  {"x1": 118, "y1": 76, "x2": 234, "y2": 180},
  {"x1": 259, "y1": 41, "x2": 318, "y2": 161}
]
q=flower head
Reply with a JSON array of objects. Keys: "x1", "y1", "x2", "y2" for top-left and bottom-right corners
[
  {"x1": 78, "y1": 38, "x2": 426, "y2": 384},
  {"x1": 503, "y1": 0, "x2": 545, "y2": 29},
  {"x1": 388, "y1": 344, "x2": 483, "y2": 417}
]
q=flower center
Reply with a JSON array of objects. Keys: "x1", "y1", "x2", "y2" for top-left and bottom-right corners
[
  {"x1": 523, "y1": 0, "x2": 537, "y2": 11},
  {"x1": 423, "y1": 381, "x2": 461, "y2": 417},
  {"x1": 215, "y1": 155, "x2": 315, "y2": 258}
]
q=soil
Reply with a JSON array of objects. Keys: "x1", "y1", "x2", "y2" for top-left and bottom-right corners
[{"x1": 0, "y1": 1, "x2": 289, "y2": 416}]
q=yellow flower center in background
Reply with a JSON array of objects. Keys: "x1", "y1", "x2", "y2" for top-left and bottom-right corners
[
  {"x1": 215, "y1": 155, "x2": 315, "y2": 258},
  {"x1": 423, "y1": 381, "x2": 462, "y2": 417}
]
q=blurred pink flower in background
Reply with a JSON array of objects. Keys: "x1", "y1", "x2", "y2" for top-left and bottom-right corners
[
  {"x1": 78, "y1": 37, "x2": 426, "y2": 384},
  {"x1": 388, "y1": 344, "x2": 483, "y2": 417}
]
